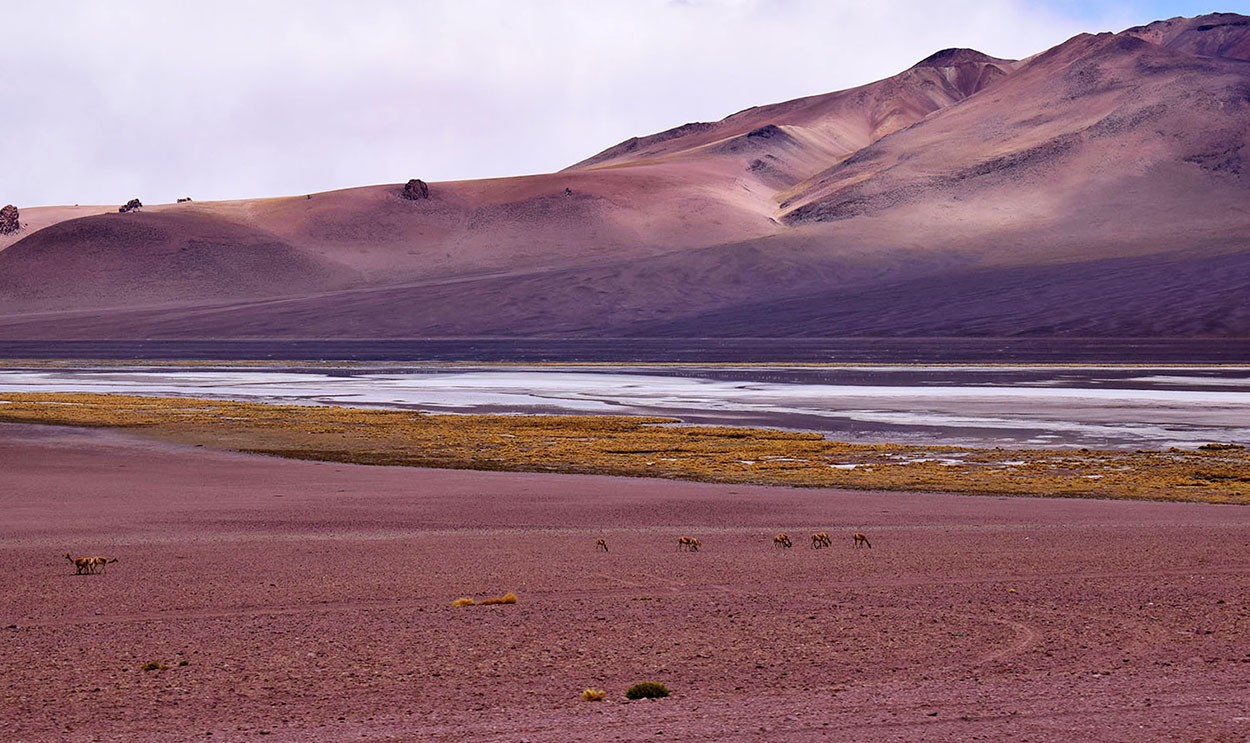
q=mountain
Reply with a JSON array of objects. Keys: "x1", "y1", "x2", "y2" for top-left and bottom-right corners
[{"x1": 1, "y1": 13, "x2": 1247, "y2": 341}]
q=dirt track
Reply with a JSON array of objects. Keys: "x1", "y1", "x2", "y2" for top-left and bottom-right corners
[{"x1": 2, "y1": 422, "x2": 1248, "y2": 741}]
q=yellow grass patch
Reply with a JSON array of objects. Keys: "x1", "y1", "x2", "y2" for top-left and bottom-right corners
[
  {"x1": 477, "y1": 592, "x2": 518, "y2": 606},
  {"x1": 0, "y1": 392, "x2": 1247, "y2": 504},
  {"x1": 450, "y1": 592, "x2": 517, "y2": 607}
]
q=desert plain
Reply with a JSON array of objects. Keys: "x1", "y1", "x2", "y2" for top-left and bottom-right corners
[
  {"x1": 3, "y1": 420, "x2": 1248, "y2": 741},
  {"x1": 3, "y1": 10, "x2": 1250, "y2": 742}
]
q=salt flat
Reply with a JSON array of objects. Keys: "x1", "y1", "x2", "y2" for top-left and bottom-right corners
[{"x1": 1, "y1": 365, "x2": 1248, "y2": 450}]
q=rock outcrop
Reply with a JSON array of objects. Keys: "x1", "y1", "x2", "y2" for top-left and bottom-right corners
[
  {"x1": 118, "y1": 199, "x2": 143, "y2": 214},
  {"x1": 0, "y1": 204, "x2": 19, "y2": 234},
  {"x1": 401, "y1": 179, "x2": 430, "y2": 200}
]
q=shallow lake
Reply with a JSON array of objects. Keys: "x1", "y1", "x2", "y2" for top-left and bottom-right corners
[{"x1": 3, "y1": 365, "x2": 1249, "y2": 450}]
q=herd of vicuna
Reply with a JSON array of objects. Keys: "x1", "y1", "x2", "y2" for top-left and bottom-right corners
[
  {"x1": 65, "y1": 532, "x2": 869, "y2": 574},
  {"x1": 772, "y1": 531, "x2": 870, "y2": 550},
  {"x1": 64, "y1": 554, "x2": 118, "y2": 575},
  {"x1": 604, "y1": 531, "x2": 871, "y2": 553}
]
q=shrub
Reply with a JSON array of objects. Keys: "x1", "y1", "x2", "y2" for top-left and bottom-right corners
[
  {"x1": 141, "y1": 661, "x2": 168, "y2": 671},
  {"x1": 581, "y1": 688, "x2": 607, "y2": 701},
  {"x1": 625, "y1": 681, "x2": 669, "y2": 700},
  {"x1": 453, "y1": 592, "x2": 517, "y2": 607}
]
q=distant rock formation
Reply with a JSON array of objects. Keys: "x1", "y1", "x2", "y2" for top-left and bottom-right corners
[
  {"x1": 746, "y1": 124, "x2": 783, "y2": 140},
  {"x1": 401, "y1": 179, "x2": 430, "y2": 200},
  {"x1": 118, "y1": 198, "x2": 143, "y2": 214},
  {"x1": 0, "y1": 204, "x2": 19, "y2": 234}
]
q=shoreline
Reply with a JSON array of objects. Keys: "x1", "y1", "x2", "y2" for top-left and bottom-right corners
[
  {"x1": 2, "y1": 392, "x2": 1246, "y2": 505},
  {"x1": 4, "y1": 357, "x2": 1250, "y2": 369},
  {"x1": 3, "y1": 364, "x2": 1249, "y2": 452},
  {"x1": 3, "y1": 337, "x2": 1250, "y2": 365}
]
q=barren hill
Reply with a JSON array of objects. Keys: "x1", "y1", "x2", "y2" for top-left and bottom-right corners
[{"x1": 1, "y1": 13, "x2": 1247, "y2": 341}]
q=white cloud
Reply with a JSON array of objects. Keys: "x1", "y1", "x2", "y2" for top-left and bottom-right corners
[{"x1": 0, "y1": 1, "x2": 1164, "y2": 206}]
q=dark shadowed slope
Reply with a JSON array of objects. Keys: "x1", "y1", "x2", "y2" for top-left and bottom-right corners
[
  {"x1": 0, "y1": 14, "x2": 1247, "y2": 341},
  {"x1": 629, "y1": 250, "x2": 1250, "y2": 338}
]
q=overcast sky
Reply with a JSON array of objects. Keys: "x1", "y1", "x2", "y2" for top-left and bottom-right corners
[{"x1": 2, "y1": 0, "x2": 1244, "y2": 207}]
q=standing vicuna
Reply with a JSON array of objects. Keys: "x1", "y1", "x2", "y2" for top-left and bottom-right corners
[
  {"x1": 677, "y1": 536, "x2": 701, "y2": 552},
  {"x1": 853, "y1": 532, "x2": 872, "y2": 549},
  {"x1": 65, "y1": 554, "x2": 94, "y2": 575},
  {"x1": 773, "y1": 533, "x2": 793, "y2": 549},
  {"x1": 810, "y1": 532, "x2": 832, "y2": 549},
  {"x1": 595, "y1": 537, "x2": 609, "y2": 552}
]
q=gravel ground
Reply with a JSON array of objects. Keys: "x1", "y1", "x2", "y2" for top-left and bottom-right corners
[{"x1": 2, "y1": 423, "x2": 1248, "y2": 742}]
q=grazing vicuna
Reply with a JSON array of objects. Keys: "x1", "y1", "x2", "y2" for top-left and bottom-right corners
[
  {"x1": 853, "y1": 532, "x2": 872, "y2": 549},
  {"x1": 596, "y1": 537, "x2": 609, "y2": 552},
  {"x1": 810, "y1": 532, "x2": 832, "y2": 549},
  {"x1": 88, "y1": 556, "x2": 119, "y2": 573},
  {"x1": 773, "y1": 533, "x2": 792, "y2": 549},
  {"x1": 677, "y1": 536, "x2": 701, "y2": 552}
]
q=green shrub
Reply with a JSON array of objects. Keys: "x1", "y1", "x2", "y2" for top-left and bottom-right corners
[{"x1": 625, "y1": 681, "x2": 670, "y2": 700}]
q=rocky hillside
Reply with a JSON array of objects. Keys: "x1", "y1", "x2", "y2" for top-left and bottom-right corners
[{"x1": 1, "y1": 13, "x2": 1247, "y2": 340}]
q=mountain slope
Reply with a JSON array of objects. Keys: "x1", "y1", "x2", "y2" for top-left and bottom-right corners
[
  {"x1": 1, "y1": 13, "x2": 1248, "y2": 341},
  {"x1": 567, "y1": 49, "x2": 1017, "y2": 197},
  {"x1": 780, "y1": 24, "x2": 1250, "y2": 255}
]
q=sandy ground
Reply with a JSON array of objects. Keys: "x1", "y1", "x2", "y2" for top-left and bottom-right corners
[{"x1": 2, "y1": 422, "x2": 1249, "y2": 742}]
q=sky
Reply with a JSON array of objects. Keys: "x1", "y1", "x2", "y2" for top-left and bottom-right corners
[{"x1": 2, "y1": 0, "x2": 1246, "y2": 207}]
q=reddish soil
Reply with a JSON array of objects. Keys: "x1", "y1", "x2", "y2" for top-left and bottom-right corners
[{"x1": 2, "y1": 422, "x2": 1249, "y2": 741}]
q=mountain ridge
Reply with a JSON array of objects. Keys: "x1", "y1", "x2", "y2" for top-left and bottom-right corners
[{"x1": 1, "y1": 13, "x2": 1248, "y2": 341}]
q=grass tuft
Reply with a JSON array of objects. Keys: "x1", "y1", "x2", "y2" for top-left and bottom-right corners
[
  {"x1": 453, "y1": 592, "x2": 517, "y2": 607},
  {"x1": 581, "y1": 688, "x2": 607, "y2": 701}
]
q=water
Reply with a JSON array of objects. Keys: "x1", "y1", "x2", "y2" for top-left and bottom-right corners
[{"x1": 2, "y1": 364, "x2": 1248, "y2": 451}]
